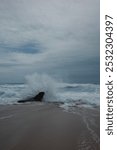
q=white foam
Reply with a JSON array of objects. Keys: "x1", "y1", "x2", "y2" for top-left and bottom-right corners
[{"x1": 22, "y1": 73, "x2": 58, "y2": 101}]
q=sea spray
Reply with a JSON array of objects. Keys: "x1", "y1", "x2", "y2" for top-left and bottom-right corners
[{"x1": 23, "y1": 73, "x2": 58, "y2": 101}]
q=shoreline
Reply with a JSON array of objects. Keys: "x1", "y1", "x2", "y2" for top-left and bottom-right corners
[{"x1": 0, "y1": 103, "x2": 100, "y2": 150}]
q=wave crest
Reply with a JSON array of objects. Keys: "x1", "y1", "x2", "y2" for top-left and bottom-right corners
[{"x1": 24, "y1": 73, "x2": 58, "y2": 101}]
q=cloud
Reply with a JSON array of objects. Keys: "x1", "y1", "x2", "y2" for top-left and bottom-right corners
[{"x1": 0, "y1": 0, "x2": 100, "y2": 83}]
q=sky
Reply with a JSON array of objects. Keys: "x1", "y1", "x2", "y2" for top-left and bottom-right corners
[{"x1": 0, "y1": 0, "x2": 100, "y2": 84}]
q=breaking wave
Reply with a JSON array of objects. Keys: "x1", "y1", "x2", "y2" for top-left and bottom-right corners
[{"x1": 0, "y1": 74, "x2": 99, "y2": 109}]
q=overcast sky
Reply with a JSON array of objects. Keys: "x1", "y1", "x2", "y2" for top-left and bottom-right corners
[{"x1": 0, "y1": 0, "x2": 99, "y2": 84}]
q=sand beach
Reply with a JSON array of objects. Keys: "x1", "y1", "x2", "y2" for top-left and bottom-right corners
[{"x1": 0, "y1": 103, "x2": 100, "y2": 150}]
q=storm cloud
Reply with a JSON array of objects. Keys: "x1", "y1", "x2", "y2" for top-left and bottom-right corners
[{"x1": 0, "y1": 0, "x2": 100, "y2": 83}]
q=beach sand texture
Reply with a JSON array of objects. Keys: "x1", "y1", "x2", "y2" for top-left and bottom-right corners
[{"x1": 0, "y1": 103, "x2": 100, "y2": 150}]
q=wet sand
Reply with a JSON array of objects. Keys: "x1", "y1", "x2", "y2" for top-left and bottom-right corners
[{"x1": 0, "y1": 103, "x2": 100, "y2": 150}]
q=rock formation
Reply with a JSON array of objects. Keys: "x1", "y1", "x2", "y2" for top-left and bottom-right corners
[{"x1": 18, "y1": 92, "x2": 45, "y2": 103}]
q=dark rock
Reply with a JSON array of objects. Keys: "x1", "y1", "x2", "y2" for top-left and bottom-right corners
[
  {"x1": 17, "y1": 100, "x2": 28, "y2": 103},
  {"x1": 18, "y1": 92, "x2": 45, "y2": 103},
  {"x1": 34, "y1": 92, "x2": 45, "y2": 102}
]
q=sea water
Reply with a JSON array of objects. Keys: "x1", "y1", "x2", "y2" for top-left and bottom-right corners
[{"x1": 0, "y1": 74, "x2": 99, "y2": 109}]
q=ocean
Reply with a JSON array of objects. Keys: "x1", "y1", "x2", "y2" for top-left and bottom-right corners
[
  {"x1": 0, "y1": 74, "x2": 99, "y2": 110},
  {"x1": 0, "y1": 82, "x2": 99, "y2": 110}
]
